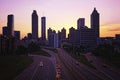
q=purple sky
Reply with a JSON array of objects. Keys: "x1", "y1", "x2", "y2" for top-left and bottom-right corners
[{"x1": 0, "y1": 0, "x2": 120, "y2": 38}]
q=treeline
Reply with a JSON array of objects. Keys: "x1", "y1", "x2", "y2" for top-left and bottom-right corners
[
  {"x1": 62, "y1": 44, "x2": 86, "y2": 55},
  {"x1": 15, "y1": 42, "x2": 41, "y2": 55},
  {"x1": 93, "y1": 43, "x2": 120, "y2": 67}
]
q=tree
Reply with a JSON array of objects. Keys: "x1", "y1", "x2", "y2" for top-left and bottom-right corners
[
  {"x1": 28, "y1": 42, "x2": 41, "y2": 53},
  {"x1": 16, "y1": 45, "x2": 27, "y2": 55},
  {"x1": 93, "y1": 44, "x2": 114, "y2": 59}
]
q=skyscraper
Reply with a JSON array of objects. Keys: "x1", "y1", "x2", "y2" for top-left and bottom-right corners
[
  {"x1": 69, "y1": 27, "x2": 76, "y2": 44},
  {"x1": 32, "y1": 10, "x2": 38, "y2": 40},
  {"x1": 48, "y1": 28, "x2": 54, "y2": 47},
  {"x1": 77, "y1": 18, "x2": 85, "y2": 29},
  {"x1": 14, "y1": 31, "x2": 20, "y2": 40},
  {"x1": 2, "y1": 26, "x2": 8, "y2": 37},
  {"x1": 7, "y1": 14, "x2": 14, "y2": 37},
  {"x1": 41, "y1": 16, "x2": 46, "y2": 40},
  {"x1": 61, "y1": 28, "x2": 66, "y2": 40},
  {"x1": 91, "y1": 8, "x2": 100, "y2": 38}
]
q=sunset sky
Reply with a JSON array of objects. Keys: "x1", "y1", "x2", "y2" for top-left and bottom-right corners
[{"x1": 0, "y1": 0, "x2": 120, "y2": 39}]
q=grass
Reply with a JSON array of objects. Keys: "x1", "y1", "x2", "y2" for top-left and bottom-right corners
[
  {"x1": 44, "y1": 47, "x2": 58, "y2": 53},
  {"x1": 70, "y1": 53, "x2": 96, "y2": 69},
  {"x1": 0, "y1": 56, "x2": 33, "y2": 80},
  {"x1": 31, "y1": 50, "x2": 51, "y2": 57}
]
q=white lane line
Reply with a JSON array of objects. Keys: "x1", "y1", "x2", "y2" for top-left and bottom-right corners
[{"x1": 31, "y1": 64, "x2": 39, "y2": 80}]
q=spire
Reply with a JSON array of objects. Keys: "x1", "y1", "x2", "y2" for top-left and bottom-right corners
[
  {"x1": 33, "y1": 10, "x2": 37, "y2": 14},
  {"x1": 94, "y1": 7, "x2": 96, "y2": 10},
  {"x1": 92, "y1": 7, "x2": 99, "y2": 15}
]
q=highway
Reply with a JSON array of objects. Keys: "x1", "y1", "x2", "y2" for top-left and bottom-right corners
[
  {"x1": 15, "y1": 55, "x2": 56, "y2": 80},
  {"x1": 15, "y1": 48, "x2": 120, "y2": 80},
  {"x1": 85, "y1": 52, "x2": 120, "y2": 80},
  {"x1": 57, "y1": 48, "x2": 112, "y2": 80}
]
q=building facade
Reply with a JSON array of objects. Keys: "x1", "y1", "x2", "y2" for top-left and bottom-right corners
[
  {"x1": 14, "y1": 31, "x2": 20, "y2": 40},
  {"x1": 2, "y1": 26, "x2": 9, "y2": 37},
  {"x1": 48, "y1": 28, "x2": 59, "y2": 48},
  {"x1": 91, "y1": 8, "x2": 100, "y2": 38},
  {"x1": 41, "y1": 17, "x2": 46, "y2": 41},
  {"x1": 69, "y1": 8, "x2": 100, "y2": 50},
  {"x1": 61, "y1": 28, "x2": 66, "y2": 40},
  {"x1": 32, "y1": 10, "x2": 38, "y2": 40},
  {"x1": 7, "y1": 14, "x2": 14, "y2": 37},
  {"x1": 77, "y1": 18, "x2": 85, "y2": 29}
]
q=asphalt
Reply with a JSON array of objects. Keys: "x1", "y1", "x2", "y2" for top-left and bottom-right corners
[{"x1": 15, "y1": 55, "x2": 56, "y2": 80}]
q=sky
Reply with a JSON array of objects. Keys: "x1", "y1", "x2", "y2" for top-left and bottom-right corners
[{"x1": 0, "y1": 0, "x2": 120, "y2": 39}]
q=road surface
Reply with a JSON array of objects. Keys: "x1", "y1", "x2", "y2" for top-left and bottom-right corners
[
  {"x1": 85, "y1": 52, "x2": 120, "y2": 80},
  {"x1": 57, "y1": 48, "x2": 112, "y2": 80},
  {"x1": 15, "y1": 55, "x2": 56, "y2": 80},
  {"x1": 15, "y1": 48, "x2": 120, "y2": 80}
]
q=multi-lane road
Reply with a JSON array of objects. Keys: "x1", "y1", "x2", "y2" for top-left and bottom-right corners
[
  {"x1": 15, "y1": 48, "x2": 120, "y2": 80},
  {"x1": 85, "y1": 52, "x2": 120, "y2": 80},
  {"x1": 57, "y1": 48, "x2": 113, "y2": 80},
  {"x1": 15, "y1": 55, "x2": 56, "y2": 80}
]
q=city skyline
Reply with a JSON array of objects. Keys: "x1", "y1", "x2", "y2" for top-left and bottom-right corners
[{"x1": 0, "y1": 0, "x2": 120, "y2": 38}]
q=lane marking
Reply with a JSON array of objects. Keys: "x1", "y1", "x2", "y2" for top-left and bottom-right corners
[{"x1": 31, "y1": 63, "x2": 40, "y2": 80}]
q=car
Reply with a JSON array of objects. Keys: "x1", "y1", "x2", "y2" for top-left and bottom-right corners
[{"x1": 40, "y1": 61, "x2": 43, "y2": 67}]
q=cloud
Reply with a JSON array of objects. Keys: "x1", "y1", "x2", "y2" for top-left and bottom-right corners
[
  {"x1": 101, "y1": 22, "x2": 120, "y2": 27},
  {"x1": 108, "y1": 27, "x2": 120, "y2": 31},
  {"x1": 100, "y1": 23, "x2": 120, "y2": 31}
]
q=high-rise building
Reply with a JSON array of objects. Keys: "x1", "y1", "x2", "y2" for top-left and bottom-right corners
[
  {"x1": 77, "y1": 18, "x2": 85, "y2": 29},
  {"x1": 32, "y1": 10, "x2": 38, "y2": 40},
  {"x1": 2, "y1": 26, "x2": 8, "y2": 37},
  {"x1": 69, "y1": 27, "x2": 76, "y2": 44},
  {"x1": 47, "y1": 28, "x2": 59, "y2": 48},
  {"x1": 27, "y1": 33, "x2": 32, "y2": 40},
  {"x1": 61, "y1": 28, "x2": 66, "y2": 40},
  {"x1": 41, "y1": 17, "x2": 46, "y2": 40},
  {"x1": 53, "y1": 33, "x2": 59, "y2": 48},
  {"x1": 79, "y1": 28, "x2": 96, "y2": 49},
  {"x1": 91, "y1": 8, "x2": 100, "y2": 38},
  {"x1": 48, "y1": 28, "x2": 53, "y2": 47},
  {"x1": 7, "y1": 14, "x2": 14, "y2": 37},
  {"x1": 14, "y1": 31, "x2": 20, "y2": 40}
]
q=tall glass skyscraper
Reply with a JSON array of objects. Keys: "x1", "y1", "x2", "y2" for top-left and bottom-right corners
[
  {"x1": 32, "y1": 10, "x2": 38, "y2": 39},
  {"x1": 77, "y1": 18, "x2": 85, "y2": 29},
  {"x1": 91, "y1": 8, "x2": 100, "y2": 38},
  {"x1": 41, "y1": 16, "x2": 46, "y2": 40},
  {"x1": 7, "y1": 14, "x2": 14, "y2": 37}
]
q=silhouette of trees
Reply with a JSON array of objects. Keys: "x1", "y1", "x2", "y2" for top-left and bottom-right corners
[
  {"x1": 28, "y1": 42, "x2": 41, "y2": 53},
  {"x1": 63, "y1": 44, "x2": 86, "y2": 55},
  {"x1": 93, "y1": 44, "x2": 114, "y2": 59},
  {"x1": 93, "y1": 43, "x2": 120, "y2": 67},
  {"x1": 16, "y1": 45, "x2": 27, "y2": 55}
]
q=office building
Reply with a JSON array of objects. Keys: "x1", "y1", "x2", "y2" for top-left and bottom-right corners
[
  {"x1": 32, "y1": 10, "x2": 38, "y2": 39},
  {"x1": 77, "y1": 18, "x2": 85, "y2": 29},
  {"x1": 91, "y1": 8, "x2": 100, "y2": 38},
  {"x1": 61, "y1": 28, "x2": 66, "y2": 40},
  {"x1": 14, "y1": 31, "x2": 20, "y2": 40},
  {"x1": 2, "y1": 26, "x2": 8, "y2": 37},
  {"x1": 48, "y1": 28, "x2": 59, "y2": 48},
  {"x1": 48, "y1": 28, "x2": 53, "y2": 47},
  {"x1": 27, "y1": 33, "x2": 32, "y2": 40},
  {"x1": 7, "y1": 14, "x2": 14, "y2": 37},
  {"x1": 69, "y1": 27, "x2": 76, "y2": 45},
  {"x1": 53, "y1": 33, "x2": 59, "y2": 48},
  {"x1": 41, "y1": 17, "x2": 46, "y2": 41},
  {"x1": 79, "y1": 28, "x2": 96, "y2": 49}
]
